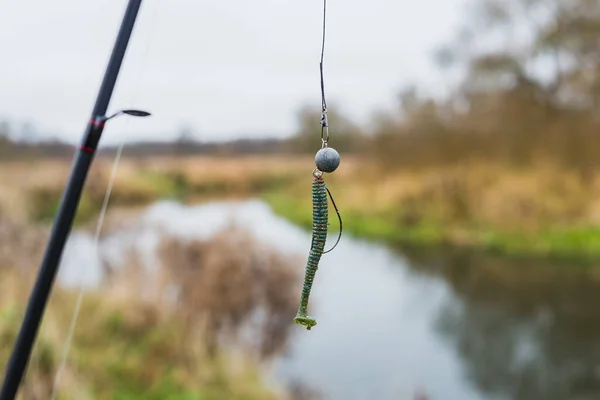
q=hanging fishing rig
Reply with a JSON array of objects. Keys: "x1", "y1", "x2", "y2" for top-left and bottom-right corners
[
  {"x1": 293, "y1": 0, "x2": 343, "y2": 331},
  {"x1": 0, "y1": 1, "x2": 149, "y2": 399}
]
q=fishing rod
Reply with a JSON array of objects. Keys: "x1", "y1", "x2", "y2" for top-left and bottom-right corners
[{"x1": 0, "y1": 1, "x2": 150, "y2": 398}]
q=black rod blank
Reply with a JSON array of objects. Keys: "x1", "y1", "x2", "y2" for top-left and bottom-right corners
[{"x1": 0, "y1": 1, "x2": 144, "y2": 398}]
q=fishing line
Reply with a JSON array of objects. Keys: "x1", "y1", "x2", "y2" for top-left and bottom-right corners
[
  {"x1": 294, "y1": 0, "x2": 343, "y2": 331},
  {"x1": 50, "y1": 1, "x2": 161, "y2": 397},
  {"x1": 319, "y1": 0, "x2": 329, "y2": 146}
]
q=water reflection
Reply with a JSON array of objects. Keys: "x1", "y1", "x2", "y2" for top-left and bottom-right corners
[
  {"x1": 58, "y1": 200, "x2": 600, "y2": 400},
  {"x1": 402, "y1": 248, "x2": 600, "y2": 400}
]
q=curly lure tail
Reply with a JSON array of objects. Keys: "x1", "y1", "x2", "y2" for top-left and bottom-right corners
[{"x1": 294, "y1": 174, "x2": 328, "y2": 330}]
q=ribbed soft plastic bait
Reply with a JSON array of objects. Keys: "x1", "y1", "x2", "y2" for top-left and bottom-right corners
[{"x1": 294, "y1": 171, "x2": 329, "y2": 330}]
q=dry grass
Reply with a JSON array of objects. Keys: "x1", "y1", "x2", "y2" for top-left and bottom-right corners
[
  {"x1": 265, "y1": 159, "x2": 600, "y2": 257},
  {"x1": 156, "y1": 229, "x2": 300, "y2": 359},
  {"x1": 361, "y1": 163, "x2": 597, "y2": 231},
  {"x1": 271, "y1": 160, "x2": 600, "y2": 229},
  {"x1": 0, "y1": 206, "x2": 304, "y2": 399},
  {"x1": 0, "y1": 213, "x2": 47, "y2": 275},
  {"x1": 105, "y1": 226, "x2": 302, "y2": 362},
  {"x1": 5, "y1": 154, "x2": 600, "y2": 256},
  {"x1": 0, "y1": 155, "x2": 353, "y2": 225}
]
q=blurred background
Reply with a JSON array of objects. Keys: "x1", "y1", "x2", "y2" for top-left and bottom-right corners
[{"x1": 2, "y1": 0, "x2": 600, "y2": 399}]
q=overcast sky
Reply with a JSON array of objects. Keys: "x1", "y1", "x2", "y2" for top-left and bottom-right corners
[{"x1": 0, "y1": 0, "x2": 468, "y2": 144}]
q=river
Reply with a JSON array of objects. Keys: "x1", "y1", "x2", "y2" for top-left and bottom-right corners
[{"x1": 56, "y1": 199, "x2": 600, "y2": 400}]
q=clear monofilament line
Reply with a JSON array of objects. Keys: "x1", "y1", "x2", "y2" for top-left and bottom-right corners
[
  {"x1": 50, "y1": 143, "x2": 123, "y2": 400},
  {"x1": 49, "y1": 1, "x2": 161, "y2": 397}
]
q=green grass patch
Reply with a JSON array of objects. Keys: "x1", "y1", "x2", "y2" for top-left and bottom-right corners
[
  {"x1": 29, "y1": 188, "x2": 97, "y2": 225},
  {"x1": 264, "y1": 191, "x2": 600, "y2": 259},
  {"x1": 0, "y1": 293, "x2": 277, "y2": 400}
]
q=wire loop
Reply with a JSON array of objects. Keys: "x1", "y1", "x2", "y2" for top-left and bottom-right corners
[{"x1": 323, "y1": 186, "x2": 342, "y2": 254}]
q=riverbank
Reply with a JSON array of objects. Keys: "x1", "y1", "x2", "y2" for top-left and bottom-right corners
[
  {"x1": 0, "y1": 213, "x2": 299, "y2": 399},
  {"x1": 0, "y1": 275, "x2": 279, "y2": 400},
  {"x1": 4, "y1": 155, "x2": 600, "y2": 259},
  {"x1": 264, "y1": 161, "x2": 600, "y2": 259},
  {"x1": 265, "y1": 190, "x2": 600, "y2": 259}
]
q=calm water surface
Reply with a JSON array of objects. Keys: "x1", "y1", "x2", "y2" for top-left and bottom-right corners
[{"x1": 58, "y1": 199, "x2": 600, "y2": 400}]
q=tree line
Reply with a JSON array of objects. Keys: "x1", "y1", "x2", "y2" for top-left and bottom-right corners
[{"x1": 3, "y1": 0, "x2": 599, "y2": 173}]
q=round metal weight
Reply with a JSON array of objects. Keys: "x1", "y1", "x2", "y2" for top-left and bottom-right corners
[{"x1": 315, "y1": 147, "x2": 340, "y2": 173}]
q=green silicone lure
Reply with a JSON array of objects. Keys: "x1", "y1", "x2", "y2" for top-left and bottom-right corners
[{"x1": 294, "y1": 172, "x2": 329, "y2": 330}]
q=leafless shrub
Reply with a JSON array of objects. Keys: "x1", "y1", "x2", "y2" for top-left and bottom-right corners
[{"x1": 156, "y1": 227, "x2": 301, "y2": 360}]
